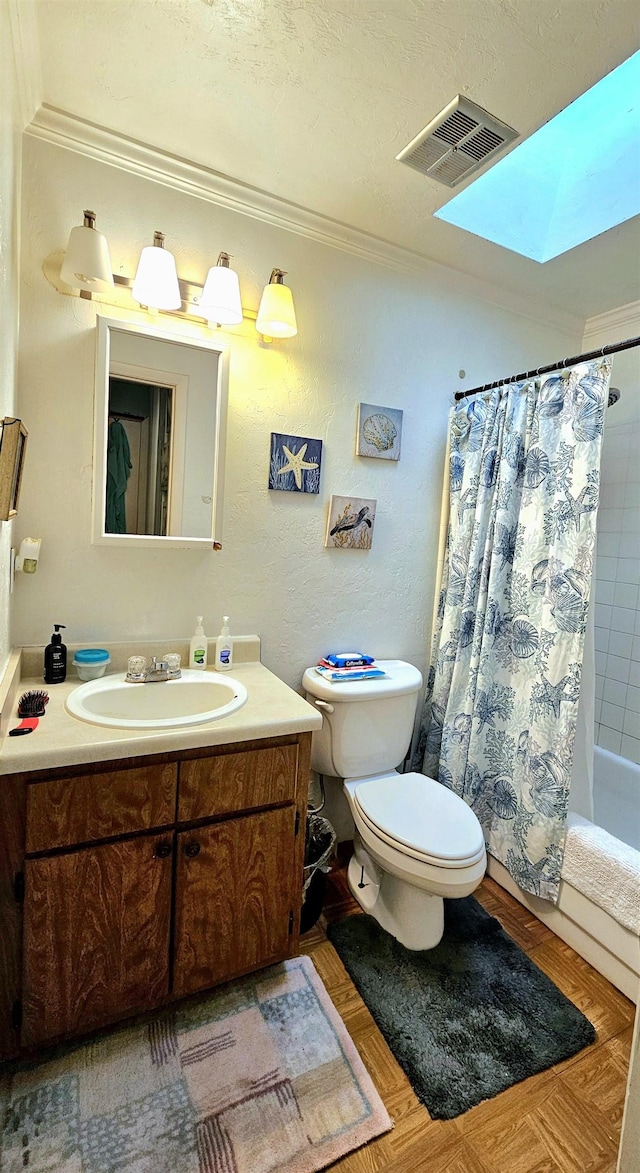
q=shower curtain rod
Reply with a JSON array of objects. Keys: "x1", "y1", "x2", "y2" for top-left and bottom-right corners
[{"x1": 453, "y1": 334, "x2": 640, "y2": 402}]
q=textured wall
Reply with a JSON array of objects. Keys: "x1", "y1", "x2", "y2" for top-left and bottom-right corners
[
  {"x1": 0, "y1": 4, "x2": 40, "y2": 676},
  {"x1": 13, "y1": 135, "x2": 582, "y2": 689}
]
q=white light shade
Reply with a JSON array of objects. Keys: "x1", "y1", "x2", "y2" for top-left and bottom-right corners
[
  {"x1": 200, "y1": 255, "x2": 242, "y2": 325},
  {"x1": 60, "y1": 211, "x2": 114, "y2": 293},
  {"x1": 132, "y1": 233, "x2": 181, "y2": 310},
  {"x1": 256, "y1": 270, "x2": 297, "y2": 339}
]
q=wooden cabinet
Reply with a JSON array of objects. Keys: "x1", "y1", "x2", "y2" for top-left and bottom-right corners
[{"x1": 0, "y1": 732, "x2": 310, "y2": 1057}]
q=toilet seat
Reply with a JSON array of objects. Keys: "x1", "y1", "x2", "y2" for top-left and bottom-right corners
[
  {"x1": 352, "y1": 771, "x2": 486, "y2": 869},
  {"x1": 349, "y1": 797, "x2": 487, "y2": 899}
]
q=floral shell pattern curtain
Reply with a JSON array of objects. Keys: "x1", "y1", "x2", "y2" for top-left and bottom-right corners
[{"x1": 413, "y1": 359, "x2": 611, "y2": 903}]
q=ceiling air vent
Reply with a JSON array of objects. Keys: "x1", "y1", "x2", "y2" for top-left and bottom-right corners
[{"x1": 396, "y1": 96, "x2": 518, "y2": 188}]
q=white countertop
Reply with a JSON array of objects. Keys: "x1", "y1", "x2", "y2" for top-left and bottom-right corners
[{"x1": 0, "y1": 660, "x2": 322, "y2": 775}]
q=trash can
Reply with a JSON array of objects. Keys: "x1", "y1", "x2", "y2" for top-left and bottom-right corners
[{"x1": 300, "y1": 813, "x2": 336, "y2": 934}]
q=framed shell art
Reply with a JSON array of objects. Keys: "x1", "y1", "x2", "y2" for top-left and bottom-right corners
[
  {"x1": 268, "y1": 432, "x2": 322, "y2": 493},
  {"x1": 325, "y1": 495, "x2": 376, "y2": 549},
  {"x1": 356, "y1": 403, "x2": 403, "y2": 461}
]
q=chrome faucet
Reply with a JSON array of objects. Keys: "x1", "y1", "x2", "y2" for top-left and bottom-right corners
[{"x1": 125, "y1": 655, "x2": 182, "y2": 683}]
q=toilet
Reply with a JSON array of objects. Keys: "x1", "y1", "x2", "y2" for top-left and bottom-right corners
[{"x1": 302, "y1": 659, "x2": 487, "y2": 950}]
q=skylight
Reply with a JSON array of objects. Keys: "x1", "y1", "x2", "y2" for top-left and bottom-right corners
[{"x1": 434, "y1": 51, "x2": 640, "y2": 263}]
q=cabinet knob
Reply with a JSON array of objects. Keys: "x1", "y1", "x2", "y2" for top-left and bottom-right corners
[
  {"x1": 185, "y1": 841, "x2": 201, "y2": 858},
  {"x1": 155, "y1": 840, "x2": 172, "y2": 859}
]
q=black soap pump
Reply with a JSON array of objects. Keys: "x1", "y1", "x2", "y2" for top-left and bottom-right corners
[{"x1": 44, "y1": 624, "x2": 67, "y2": 684}]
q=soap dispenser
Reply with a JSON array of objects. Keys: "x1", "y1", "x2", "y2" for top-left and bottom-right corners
[
  {"x1": 215, "y1": 616, "x2": 233, "y2": 672},
  {"x1": 44, "y1": 624, "x2": 67, "y2": 684},
  {"x1": 189, "y1": 616, "x2": 207, "y2": 669}
]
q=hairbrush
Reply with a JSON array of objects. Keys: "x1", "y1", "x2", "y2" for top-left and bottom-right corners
[
  {"x1": 9, "y1": 690, "x2": 49, "y2": 736},
  {"x1": 18, "y1": 690, "x2": 49, "y2": 716}
]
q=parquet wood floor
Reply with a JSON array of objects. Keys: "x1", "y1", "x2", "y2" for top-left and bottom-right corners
[{"x1": 299, "y1": 846, "x2": 636, "y2": 1173}]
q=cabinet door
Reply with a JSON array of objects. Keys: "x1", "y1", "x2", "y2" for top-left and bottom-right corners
[
  {"x1": 22, "y1": 834, "x2": 173, "y2": 1046},
  {"x1": 173, "y1": 806, "x2": 296, "y2": 998}
]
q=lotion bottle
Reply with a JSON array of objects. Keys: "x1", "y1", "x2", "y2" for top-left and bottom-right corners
[
  {"x1": 189, "y1": 616, "x2": 207, "y2": 668},
  {"x1": 215, "y1": 616, "x2": 233, "y2": 671},
  {"x1": 44, "y1": 624, "x2": 67, "y2": 684}
]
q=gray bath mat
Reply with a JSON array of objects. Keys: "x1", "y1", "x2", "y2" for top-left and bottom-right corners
[{"x1": 327, "y1": 897, "x2": 596, "y2": 1119}]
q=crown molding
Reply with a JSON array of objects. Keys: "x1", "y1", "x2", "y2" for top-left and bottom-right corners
[
  {"x1": 26, "y1": 103, "x2": 585, "y2": 337},
  {"x1": 582, "y1": 300, "x2": 640, "y2": 346}
]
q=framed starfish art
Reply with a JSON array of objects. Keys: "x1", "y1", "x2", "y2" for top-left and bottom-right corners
[{"x1": 268, "y1": 433, "x2": 322, "y2": 493}]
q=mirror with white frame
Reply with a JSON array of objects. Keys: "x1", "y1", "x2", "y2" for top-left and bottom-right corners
[{"x1": 93, "y1": 317, "x2": 228, "y2": 548}]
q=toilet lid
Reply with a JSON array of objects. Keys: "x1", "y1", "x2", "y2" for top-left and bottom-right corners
[{"x1": 354, "y1": 772, "x2": 485, "y2": 863}]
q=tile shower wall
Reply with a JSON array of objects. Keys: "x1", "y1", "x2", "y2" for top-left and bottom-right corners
[{"x1": 594, "y1": 418, "x2": 640, "y2": 763}]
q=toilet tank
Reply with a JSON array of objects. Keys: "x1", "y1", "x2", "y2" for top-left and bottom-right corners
[{"x1": 302, "y1": 660, "x2": 423, "y2": 779}]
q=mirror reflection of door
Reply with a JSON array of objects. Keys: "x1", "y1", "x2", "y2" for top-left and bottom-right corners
[
  {"x1": 95, "y1": 319, "x2": 227, "y2": 547},
  {"x1": 106, "y1": 377, "x2": 173, "y2": 536}
]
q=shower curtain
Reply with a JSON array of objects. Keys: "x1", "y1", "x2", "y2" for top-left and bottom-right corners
[
  {"x1": 414, "y1": 358, "x2": 611, "y2": 902},
  {"x1": 569, "y1": 593, "x2": 596, "y2": 822}
]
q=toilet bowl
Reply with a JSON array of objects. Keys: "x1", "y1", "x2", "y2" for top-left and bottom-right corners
[
  {"x1": 302, "y1": 659, "x2": 487, "y2": 950},
  {"x1": 345, "y1": 771, "x2": 486, "y2": 949}
]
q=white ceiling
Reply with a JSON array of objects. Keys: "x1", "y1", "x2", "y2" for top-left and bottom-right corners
[{"x1": 34, "y1": 0, "x2": 640, "y2": 320}]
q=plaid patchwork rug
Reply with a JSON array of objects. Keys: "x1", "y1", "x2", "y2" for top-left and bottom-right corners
[{"x1": 0, "y1": 956, "x2": 391, "y2": 1173}]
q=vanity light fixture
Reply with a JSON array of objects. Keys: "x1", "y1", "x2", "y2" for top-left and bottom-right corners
[
  {"x1": 199, "y1": 252, "x2": 243, "y2": 326},
  {"x1": 256, "y1": 269, "x2": 298, "y2": 340},
  {"x1": 60, "y1": 210, "x2": 114, "y2": 293},
  {"x1": 50, "y1": 221, "x2": 300, "y2": 341},
  {"x1": 132, "y1": 231, "x2": 182, "y2": 311}
]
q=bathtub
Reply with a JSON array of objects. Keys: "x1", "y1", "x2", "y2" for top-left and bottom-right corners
[{"x1": 489, "y1": 745, "x2": 640, "y2": 1003}]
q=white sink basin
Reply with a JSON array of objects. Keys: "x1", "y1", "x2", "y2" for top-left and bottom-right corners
[{"x1": 66, "y1": 669, "x2": 248, "y2": 729}]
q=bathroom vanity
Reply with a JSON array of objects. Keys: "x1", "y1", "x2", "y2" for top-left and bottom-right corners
[{"x1": 0, "y1": 646, "x2": 321, "y2": 1060}]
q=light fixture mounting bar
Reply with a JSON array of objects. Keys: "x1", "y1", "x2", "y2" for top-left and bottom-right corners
[{"x1": 43, "y1": 251, "x2": 257, "y2": 324}]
